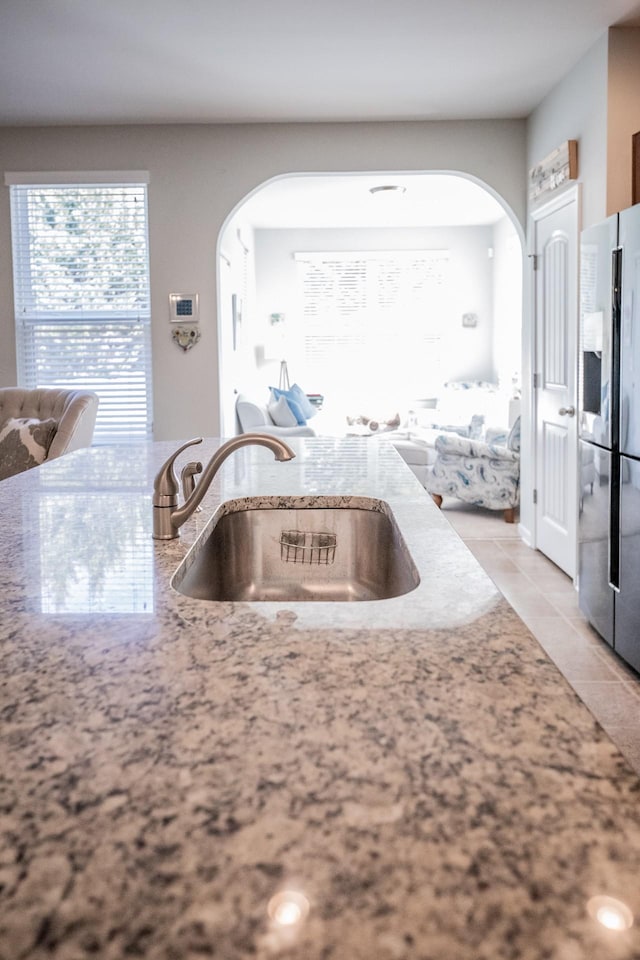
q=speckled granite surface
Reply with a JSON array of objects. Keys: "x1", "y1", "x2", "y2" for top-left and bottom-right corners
[{"x1": 1, "y1": 437, "x2": 640, "y2": 960}]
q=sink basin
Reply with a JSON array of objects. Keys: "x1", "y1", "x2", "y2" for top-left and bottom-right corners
[{"x1": 172, "y1": 496, "x2": 420, "y2": 602}]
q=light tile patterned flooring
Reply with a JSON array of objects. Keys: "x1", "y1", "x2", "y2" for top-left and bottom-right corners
[{"x1": 441, "y1": 500, "x2": 640, "y2": 776}]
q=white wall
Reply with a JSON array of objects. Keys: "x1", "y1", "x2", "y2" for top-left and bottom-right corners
[
  {"x1": 0, "y1": 120, "x2": 525, "y2": 439},
  {"x1": 251, "y1": 224, "x2": 497, "y2": 398}
]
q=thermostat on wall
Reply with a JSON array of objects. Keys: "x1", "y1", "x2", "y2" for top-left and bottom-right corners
[{"x1": 169, "y1": 294, "x2": 199, "y2": 323}]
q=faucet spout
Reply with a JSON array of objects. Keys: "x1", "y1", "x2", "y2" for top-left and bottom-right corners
[{"x1": 152, "y1": 433, "x2": 295, "y2": 540}]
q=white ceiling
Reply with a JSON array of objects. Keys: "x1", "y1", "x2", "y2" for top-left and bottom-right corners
[
  {"x1": 238, "y1": 173, "x2": 507, "y2": 229},
  {"x1": 1, "y1": 0, "x2": 640, "y2": 126}
]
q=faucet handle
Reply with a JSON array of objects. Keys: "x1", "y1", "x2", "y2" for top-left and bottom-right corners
[
  {"x1": 181, "y1": 460, "x2": 203, "y2": 510},
  {"x1": 153, "y1": 437, "x2": 203, "y2": 505}
]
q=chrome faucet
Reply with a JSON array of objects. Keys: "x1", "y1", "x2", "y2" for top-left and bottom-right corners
[{"x1": 152, "y1": 433, "x2": 296, "y2": 540}]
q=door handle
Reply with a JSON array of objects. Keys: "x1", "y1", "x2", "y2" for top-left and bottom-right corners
[{"x1": 559, "y1": 405, "x2": 576, "y2": 417}]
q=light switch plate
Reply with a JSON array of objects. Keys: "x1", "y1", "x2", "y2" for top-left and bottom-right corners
[{"x1": 169, "y1": 293, "x2": 199, "y2": 323}]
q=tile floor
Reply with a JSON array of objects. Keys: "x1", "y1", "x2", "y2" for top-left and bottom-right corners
[{"x1": 441, "y1": 500, "x2": 640, "y2": 776}]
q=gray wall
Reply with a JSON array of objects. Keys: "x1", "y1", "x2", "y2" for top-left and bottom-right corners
[
  {"x1": 527, "y1": 27, "x2": 640, "y2": 226},
  {"x1": 0, "y1": 120, "x2": 526, "y2": 439},
  {"x1": 527, "y1": 34, "x2": 608, "y2": 229}
]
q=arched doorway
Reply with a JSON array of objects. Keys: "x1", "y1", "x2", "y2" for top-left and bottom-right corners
[{"x1": 217, "y1": 171, "x2": 524, "y2": 444}]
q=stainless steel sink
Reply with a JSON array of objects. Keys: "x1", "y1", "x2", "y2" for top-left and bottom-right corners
[{"x1": 172, "y1": 496, "x2": 420, "y2": 602}]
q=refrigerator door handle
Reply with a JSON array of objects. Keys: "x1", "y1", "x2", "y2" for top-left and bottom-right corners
[
  {"x1": 611, "y1": 246, "x2": 622, "y2": 452},
  {"x1": 608, "y1": 246, "x2": 622, "y2": 592},
  {"x1": 609, "y1": 454, "x2": 621, "y2": 592}
]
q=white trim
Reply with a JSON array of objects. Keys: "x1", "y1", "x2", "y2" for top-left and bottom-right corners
[
  {"x1": 4, "y1": 170, "x2": 150, "y2": 186},
  {"x1": 529, "y1": 183, "x2": 579, "y2": 223}
]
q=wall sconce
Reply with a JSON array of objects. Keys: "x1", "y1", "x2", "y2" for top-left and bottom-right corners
[
  {"x1": 232, "y1": 294, "x2": 243, "y2": 351},
  {"x1": 265, "y1": 312, "x2": 290, "y2": 388},
  {"x1": 265, "y1": 312, "x2": 287, "y2": 359}
]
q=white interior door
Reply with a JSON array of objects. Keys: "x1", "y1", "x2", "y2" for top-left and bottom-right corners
[{"x1": 533, "y1": 188, "x2": 579, "y2": 578}]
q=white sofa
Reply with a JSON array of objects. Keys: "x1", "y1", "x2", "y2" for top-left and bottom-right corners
[{"x1": 236, "y1": 393, "x2": 317, "y2": 437}]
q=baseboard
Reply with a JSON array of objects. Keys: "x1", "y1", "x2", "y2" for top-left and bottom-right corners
[{"x1": 517, "y1": 521, "x2": 533, "y2": 547}]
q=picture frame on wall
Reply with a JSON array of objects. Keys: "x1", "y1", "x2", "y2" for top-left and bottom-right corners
[
  {"x1": 529, "y1": 140, "x2": 578, "y2": 206},
  {"x1": 232, "y1": 294, "x2": 242, "y2": 351}
]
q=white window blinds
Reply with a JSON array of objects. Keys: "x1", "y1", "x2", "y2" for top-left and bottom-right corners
[
  {"x1": 295, "y1": 250, "x2": 449, "y2": 406},
  {"x1": 9, "y1": 180, "x2": 153, "y2": 443}
]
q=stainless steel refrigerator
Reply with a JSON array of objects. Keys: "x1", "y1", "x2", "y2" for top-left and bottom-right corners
[{"x1": 578, "y1": 205, "x2": 640, "y2": 673}]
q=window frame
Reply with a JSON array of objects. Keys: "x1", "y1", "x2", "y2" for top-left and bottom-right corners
[{"x1": 7, "y1": 172, "x2": 153, "y2": 444}]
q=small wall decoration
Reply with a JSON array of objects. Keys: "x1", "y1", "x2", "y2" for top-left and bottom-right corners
[
  {"x1": 168, "y1": 293, "x2": 199, "y2": 323},
  {"x1": 172, "y1": 325, "x2": 201, "y2": 352},
  {"x1": 529, "y1": 140, "x2": 578, "y2": 206}
]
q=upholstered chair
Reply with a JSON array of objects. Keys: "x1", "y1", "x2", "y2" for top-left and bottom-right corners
[
  {"x1": 425, "y1": 417, "x2": 521, "y2": 523},
  {"x1": 0, "y1": 387, "x2": 99, "y2": 480}
]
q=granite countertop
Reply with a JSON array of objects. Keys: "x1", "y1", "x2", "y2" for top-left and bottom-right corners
[{"x1": 1, "y1": 437, "x2": 640, "y2": 960}]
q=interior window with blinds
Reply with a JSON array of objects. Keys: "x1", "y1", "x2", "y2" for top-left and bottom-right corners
[
  {"x1": 9, "y1": 180, "x2": 153, "y2": 443},
  {"x1": 295, "y1": 250, "x2": 449, "y2": 408}
]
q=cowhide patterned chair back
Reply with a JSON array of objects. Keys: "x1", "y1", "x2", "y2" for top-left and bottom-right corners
[{"x1": 0, "y1": 387, "x2": 99, "y2": 481}]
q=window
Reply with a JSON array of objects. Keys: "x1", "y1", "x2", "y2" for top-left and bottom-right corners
[
  {"x1": 295, "y1": 250, "x2": 449, "y2": 407},
  {"x1": 8, "y1": 174, "x2": 153, "y2": 443}
]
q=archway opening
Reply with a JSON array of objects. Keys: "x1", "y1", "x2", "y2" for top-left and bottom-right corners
[{"x1": 217, "y1": 171, "x2": 523, "y2": 438}]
